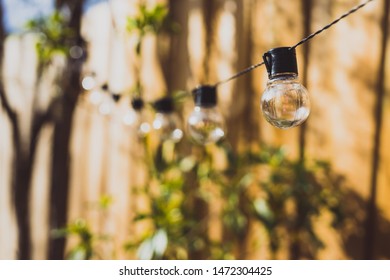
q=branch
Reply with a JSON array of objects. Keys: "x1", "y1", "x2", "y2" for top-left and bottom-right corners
[
  {"x1": 0, "y1": 0, "x2": 18, "y2": 131},
  {"x1": 0, "y1": 82, "x2": 18, "y2": 128},
  {"x1": 30, "y1": 107, "x2": 53, "y2": 155}
]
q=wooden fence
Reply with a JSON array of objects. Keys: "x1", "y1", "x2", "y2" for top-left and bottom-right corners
[{"x1": 0, "y1": 0, "x2": 389, "y2": 259}]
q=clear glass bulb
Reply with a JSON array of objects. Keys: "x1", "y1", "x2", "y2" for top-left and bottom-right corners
[
  {"x1": 261, "y1": 74, "x2": 310, "y2": 129},
  {"x1": 152, "y1": 112, "x2": 183, "y2": 143},
  {"x1": 81, "y1": 75, "x2": 96, "y2": 91},
  {"x1": 187, "y1": 106, "x2": 225, "y2": 145},
  {"x1": 87, "y1": 89, "x2": 104, "y2": 105}
]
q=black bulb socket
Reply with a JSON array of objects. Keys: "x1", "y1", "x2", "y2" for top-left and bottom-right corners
[
  {"x1": 101, "y1": 83, "x2": 109, "y2": 91},
  {"x1": 153, "y1": 97, "x2": 175, "y2": 113},
  {"x1": 192, "y1": 85, "x2": 217, "y2": 108},
  {"x1": 131, "y1": 98, "x2": 144, "y2": 111},
  {"x1": 263, "y1": 47, "x2": 298, "y2": 79},
  {"x1": 111, "y1": 93, "x2": 121, "y2": 103}
]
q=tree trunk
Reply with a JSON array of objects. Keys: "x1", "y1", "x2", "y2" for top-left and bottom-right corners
[
  {"x1": 1, "y1": 1, "x2": 33, "y2": 260},
  {"x1": 48, "y1": 0, "x2": 85, "y2": 259},
  {"x1": 364, "y1": 0, "x2": 390, "y2": 260}
]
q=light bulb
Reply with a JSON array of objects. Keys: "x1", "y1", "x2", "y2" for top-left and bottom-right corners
[
  {"x1": 152, "y1": 97, "x2": 183, "y2": 143},
  {"x1": 123, "y1": 98, "x2": 151, "y2": 138},
  {"x1": 81, "y1": 73, "x2": 96, "y2": 91},
  {"x1": 97, "y1": 84, "x2": 122, "y2": 117},
  {"x1": 261, "y1": 47, "x2": 310, "y2": 129},
  {"x1": 98, "y1": 92, "x2": 116, "y2": 116},
  {"x1": 83, "y1": 74, "x2": 103, "y2": 105},
  {"x1": 187, "y1": 85, "x2": 225, "y2": 145},
  {"x1": 88, "y1": 89, "x2": 104, "y2": 105}
]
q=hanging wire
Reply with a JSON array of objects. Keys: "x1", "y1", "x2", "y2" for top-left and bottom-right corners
[
  {"x1": 214, "y1": 0, "x2": 375, "y2": 87},
  {"x1": 214, "y1": 62, "x2": 265, "y2": 87},
  {"x1": 290, "y1": 0, "x2": 374, "y2": 50}
]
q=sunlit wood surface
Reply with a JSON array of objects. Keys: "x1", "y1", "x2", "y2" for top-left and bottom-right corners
[{"x1": 1, "y1": 0, "x2": 389, "y2": 259}]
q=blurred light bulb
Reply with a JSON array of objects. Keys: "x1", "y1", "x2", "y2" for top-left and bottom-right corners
[
  {"x1": 86, "y1": 81, "x2": 105, "y2": 107},
  {"x1": 98, "y1": 94, "x2": 115, "y2": 116},
  {"x1": 81, "y1": 75, "x2": 96, "y2": 91},
  {"x1": 122, "y1": 108, "x2": 151, "y2": 137},
  {"x1": 88, "y1": 89, "x2": 104, "y2": 105},
  {"x1": 124, "y1": 98, "x2": 151, "y2": 138},
  {"x1": 122, "y1": 109, "x2": 138, "y2": 126},
  {"x1": 69, "y1": 45, "x2": 84, "y2": 60},
  {"x1": 98, "y1": 87, "x2": 117, "y2": 116},
  {"x1": 187, "y1": 85, "x2": 225, "y2": 145},
  {"x1": 152, "y1": 97, "x2": 183, "y2": 143},
  {"x1": 139, "y1": 122, "x2": 151, "y2": 137},
  {"x1": 261, "y1": 47, "x2": 310, "y2": 129}
]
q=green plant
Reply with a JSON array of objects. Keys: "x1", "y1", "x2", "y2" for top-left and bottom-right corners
[
  {"x1": 124, "y1": 137, "x2": 204, "y2": 259},
  {"x1": 243, "y1": 147, "x2": 348, "y2": 259},
  {"x1": 127, "y1": 3, "x2": 178, "y2": 55},
  {"x1": 26, "y1": 11, "x2": 74, "y2": 64},
  {"x1": 59, "y1": 141, "x2": 350, "y2": 260},
  {"x1": 53, "y1": 195, "x2": 113, "y2": 260}
]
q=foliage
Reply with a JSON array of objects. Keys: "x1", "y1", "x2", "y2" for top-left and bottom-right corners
[
  {"x1": 122, "y1": 136, "x2": 350, "y2": 259},
  {"x1": 53, "y1": 195, "x2": 113, "y2": 260},
  {"x1": 127, "y1": 3, "x2": 178, "y2": 55},
  {"x1": 124, "y1": 138, "x2": 200, "y2": 260},
  {"x1": 57, "y1": 141, "x2": 351, "y2": 260},
  {"x1": 52, "y1": 219, "x2": 94, "y2": 260},
  {"x1": 25, "y1": 11, "x2": 74, "y2": 64},
  {"x1": 248, "y1": 147, "x2": 349, "y2": 258}
]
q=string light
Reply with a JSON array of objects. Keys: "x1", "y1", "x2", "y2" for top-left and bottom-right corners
[
  {"x1": 261, "y1": 47, "x2": 310, "y2": 129},
  {"x1": 126, "y1": 98, "x2": 151, "y2": 138},
  {"x1": 81, "y1": 72, "x2": 97, "y2": 91},
  {"x1": 212, "y1": 0, "x2": 373, "y2": 130},
  {"x1": 83, "y1": 0, "x2": 374, "y2": 144},
  {"x1": 97, "y1": 85, "x2": 117, "y2": 116},
  {"x1": 187, "y1": 85, "x2": 225, "y2": 145},
  {"x1": 152, "y1": 97, "x2": 183, "y2": 143}
]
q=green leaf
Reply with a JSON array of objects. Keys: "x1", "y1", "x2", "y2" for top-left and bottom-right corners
[
  {"x1": 133, "y1": 213, "x2": 151, "y2": 221},
  {"x1": 152, "y1": 229, "x2": 168, "y2": 258},
  {"x1": 237, "y1": 173, "x2": 253, "y2": 189},
  {"x1": 137, "y1": 238, "x2": 154, "y2": 260},
  {"x1": 179, "y1": 156, "x2": 196, "y2": 172},
  {"x1": 127, "y1": 18, "x2": 140, "y2": 32},
  {"x1": 68, "y1": 246, "x2": 89, "y2": 260},
  {"x1": 25, "y1": 10, "x2": 73, "y2": 64},
  {"x1": 254, "y1": 199, "x2": 274, "y2": 222},
  {"x1": 99, "y1": 195, "x2": 113, "y2": 210}
]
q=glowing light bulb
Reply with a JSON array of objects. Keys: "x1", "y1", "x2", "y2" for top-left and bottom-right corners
[
  {"x1": 96, "y1": 85, "x2": 121, "y2": 117},
  {"x1": 88, "y1": 89, "x2": 104, "y2": 105},
  {"x1": 85, "y1": 81, "x2": 104, "y2": 106},
  {"x1": 81, "y1": 74, "x2": 96, "y2": 91},
  {"x1": 98, "y1": 92, "x2": 115, "y2": 116},
  {"x1": 152, "y1": 97, "x2": 183, "y2": 143},
  {"x1": 98, "y1": 99, "x2": 114, "y2": 115},
  {"x1": 122, "y1": 109, "x2": 138, "y2": 126},
  {"x1": 261, "y1": 47, "x2": 310, "y2": 129},
  {"x1": 69, "y1": 45, "x2": 84, "y2": 60},
  {"x1": 187, "y1": 85, "x2": 225, "y2": 145}
]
